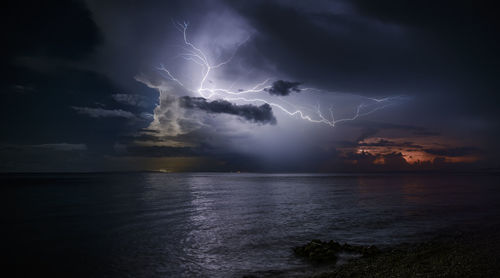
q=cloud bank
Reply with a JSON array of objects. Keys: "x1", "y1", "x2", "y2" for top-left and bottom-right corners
[
  {"x1": 179, "y1": 96, "x2": 276, "y2": 125},
  {"x1": 72, "y1": 107, "x2": 135, "y2": 119},
  {"x1": 265, "y1": 80, "x2": 302, "y2": 96}
]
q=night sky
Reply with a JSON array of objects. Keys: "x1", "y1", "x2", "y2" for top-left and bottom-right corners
[{"x1": 2, "y1": 0, "x2": 499, "y2": 172}]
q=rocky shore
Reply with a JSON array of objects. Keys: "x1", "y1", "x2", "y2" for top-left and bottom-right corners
[
  {"x1": 242, "y1": 223, "x2": 500, "y2": 278},
  {"x1": 293, "y1": 240, "x2": 380, "y2": 264},
  {"x1": 304, "y1": 226, "x2": 500, "y2": 277}
]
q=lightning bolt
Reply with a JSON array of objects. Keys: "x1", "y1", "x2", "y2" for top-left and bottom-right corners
[{"x1": 158, "y1": 21, "x2": 409, "y2": 127}]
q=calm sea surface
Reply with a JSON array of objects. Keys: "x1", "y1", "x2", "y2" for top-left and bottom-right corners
[{"x1": 3, "y1": 173, "x2": 500, "y2": 277}]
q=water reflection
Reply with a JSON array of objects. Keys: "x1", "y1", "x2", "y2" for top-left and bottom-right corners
[{"x1": 4, "y1": 173, "x2": 500, "y2": 277}]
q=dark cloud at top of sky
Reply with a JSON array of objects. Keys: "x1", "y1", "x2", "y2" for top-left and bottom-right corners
[
  {"x1": 349, "y1": 0, "x2": 500, "y2": 89},
  {"x1": 179, "y1": 96, "x2": 276, "y2": 125},
  {"x1": 3, "y1": 0, "x2": 102, "y2": 61},
  {"x1": 265, "y1": 80, "x2": 301, "y2": 96},
  {"x1": 351, "y1": 0, "x2": 498, "y2": 37},
  {"x1": 230, "y1": 1, "x2": 432, "y2": 95},
  {"x1": 230, "y1": 0, "x2": 500, "y2": 123}
]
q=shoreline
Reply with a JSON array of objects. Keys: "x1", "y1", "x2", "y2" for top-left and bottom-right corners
[
  {"x1": 243, "y1": 222, "x2": 500, "y2": 278},
  {"x1": 311, "y1": 223, "x2": 500, "y2": 277}
]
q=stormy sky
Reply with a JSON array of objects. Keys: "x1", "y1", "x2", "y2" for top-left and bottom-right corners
[{"x1": 2, "y1": 0, "x2": 499, "y2": 172}]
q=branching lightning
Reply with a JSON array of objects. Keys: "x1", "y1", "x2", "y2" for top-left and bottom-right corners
[{"x1": 158, "y1": 21, "x2": 409, "y2": 127}]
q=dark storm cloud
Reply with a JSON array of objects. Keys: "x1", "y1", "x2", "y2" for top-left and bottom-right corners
[
  {"x1": 0, "y1": 143, "x2": 87, "y2": 152},
  {"x1": 265, "y1": 80, "x2": 301, "y2": 96},
  {"x1": 72, "y1": 107, "x2": 136, "y2": 119},
  {"x1": 335, "y1": 137, "x2": 423, "y2": 149},
  {"x1": 112, "y1": 94, "x2": 150, "y2": 108},
  {"x1": 118, "y1": 145, "x2": 199, "y2": 157},
  {"x1": 31, "y1": 143, "x2": 88, "y2": 151},
  {"x1": 232, "y1": 0, "x2": 499, "y2": 97},
  {"x1": 3, "y1": 0, "x2": 102, "y2": 61},
  {"x1": 343, "y1": 151, "x2": 410, "y2": 170},
  {"x1": 358, "y1": 139, "x2": 422, "y2": 148},
  {"x1": 179, "y1": 96, "x2": 276, "y2": 125},
  {"x1": 352, "y1": 121, "x2": 428, "y2": 132},
  {"x1": 412, "y1": 131, "x2": 441, "y2": 136},
  {"x1": 423, "y1": 147, "x2": 479, "y2": 157},
  {"x1": 0, "y1": 66, "x2": 148, "y2": 147},
  {"x1": 352, "y1": 121, "x2": 433, "y2": 142},
  {"x1": 351, "y1": 0, "x2": 498, "y2": 39},
  {"x1": 349, "y1": 0, "x2": 499, "y2": 92},
  {"x1": 1, "y1": 0, "x2": 159, "y2": 161},
  {"x1": 356, "y1": 127, "x2": 378, "y2": 142},
  {"x1": 230, "y1": 1, "x2": 431, "y2": 95}
]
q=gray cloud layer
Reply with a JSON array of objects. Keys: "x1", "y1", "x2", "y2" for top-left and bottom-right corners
[
  {"x1": 179, "y1": 96, "x2": 276, "y2": 125},
  {"x1": 265, "y1": 80, "x2": 302, "y2": 96},
  {"x1": 72, "y1": 106, "x2": 135, "y2": 119},
  {"x1": 112, "y1": 94, "x2": 150, "y2": 108}
]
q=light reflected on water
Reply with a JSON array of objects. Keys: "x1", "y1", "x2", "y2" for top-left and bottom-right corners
[{"x1": 4, "y1": 173, "x2": 500, "y2": 277}]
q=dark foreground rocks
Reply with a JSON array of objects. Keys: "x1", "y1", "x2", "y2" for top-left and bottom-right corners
[
  {"x1": 293, "y1": 240, "x2": 380, "y2": 263},
  {"x1": 311, "y1": 228, "x2": 500, "y2": 278},
  {"x1": 244, "y1": 223, "x2": 500, "y2": 278}
]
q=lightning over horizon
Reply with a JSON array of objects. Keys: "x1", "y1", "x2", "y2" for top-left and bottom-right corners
[
  {"x1": 156, "y1": 21, "x2": 410, "y2": 127},
  {"x1": 2, "y1": 0, "x2": 496, "y2": 173},
  {"x1": 5, "y1": 1, "x2": 500, "y2": 277}
]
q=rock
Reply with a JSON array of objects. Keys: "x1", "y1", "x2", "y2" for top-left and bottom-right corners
[
  {"x1": 362, "y1": 245, "x2": 381, "y2": 257},
  {"x1": 293, "y1": 240, "x2": 380, "y2": 264},
  {"x1": 293, "y1": 240, "x2": 338, "y2": 263}
]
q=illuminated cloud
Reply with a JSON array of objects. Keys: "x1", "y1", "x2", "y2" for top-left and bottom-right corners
[{"x1": 347, "y1": 137, "x2": 481, "y2": 165}]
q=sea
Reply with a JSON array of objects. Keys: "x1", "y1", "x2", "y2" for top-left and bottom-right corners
[{"x1": 3, "y1": 173, "x2": 500, "y2": 277}]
